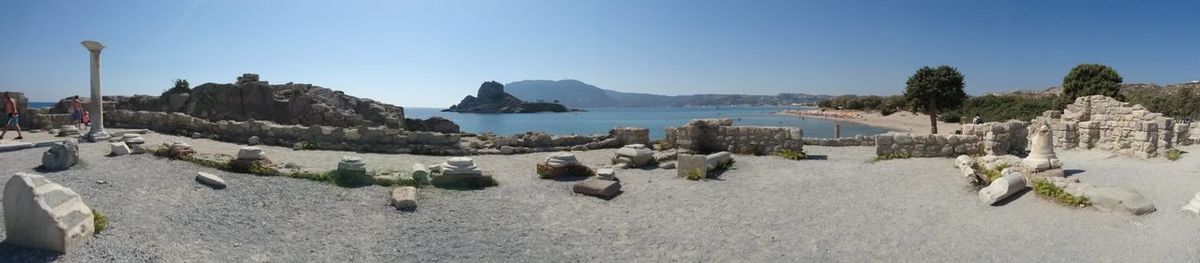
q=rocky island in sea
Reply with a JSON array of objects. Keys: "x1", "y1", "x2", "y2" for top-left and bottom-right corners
[{"x1": 443, "y1": 81, "x2": 579, "y2": 113}]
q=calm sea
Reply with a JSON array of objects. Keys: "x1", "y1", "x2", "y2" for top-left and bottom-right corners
[{"x1": 406, "y1": 106, "x2": 890, "y2": 139}]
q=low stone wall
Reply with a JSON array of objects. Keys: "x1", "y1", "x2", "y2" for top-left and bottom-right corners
[
  {"x1": 875, "y1": 133, "x2": 982, "y2": 158},
  {"x1": 960, "y1": 120, "x2": 1028, "y2": 155},
  {"x1": 1035, "y1": 95, "x2": 1182, "y2": 158},
  {"x1": 803, "y1": 135, "x2": 876, "y2": 147},
  {"x1": 17, "y1": 110, "x2": 74, "y2": 130},
  {"x1": 474, "y1": 127, "x2": 648, "y2": 154},
  {"x1": 664, "y1": 118, "x2": 803, "y2": 155},
  {"x1": 106, "y1": 110, "x2": 464, "y2": 155}
]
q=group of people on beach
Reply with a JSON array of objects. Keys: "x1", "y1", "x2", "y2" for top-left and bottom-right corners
[{"x1": 1, "y1": 92, "x2": 90, "y2": 141}]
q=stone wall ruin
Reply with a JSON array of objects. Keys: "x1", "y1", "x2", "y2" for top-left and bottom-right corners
[{"x1": 663, "y1": 118, "x2": 804, "y2": 155}]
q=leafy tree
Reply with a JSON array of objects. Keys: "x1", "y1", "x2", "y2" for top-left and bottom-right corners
[
  {"x1": 1062, "y1": 64, "x2": 1122, "y2": 101},
  {"x1": 904, "y1": 65, "x2": 967, "y2": 134}
]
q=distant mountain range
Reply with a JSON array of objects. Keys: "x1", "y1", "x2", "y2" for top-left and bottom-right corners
[{"x1": 504, "y1": 79, "x2": 832, "y2": 108}]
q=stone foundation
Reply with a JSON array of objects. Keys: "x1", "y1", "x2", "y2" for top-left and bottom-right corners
[
  {"x1": 664, "y1": 118, "x2": 803, "y2": 155},
  {"x1": 875, "y1": 133, "x2": 982, "y2": 158},
  {"x1": 106, "y1": 110, "x2": 464, "y2": 155}
]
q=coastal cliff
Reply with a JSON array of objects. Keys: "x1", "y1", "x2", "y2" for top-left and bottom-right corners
[{"x1": 444, "y1": 81, "x2": 574, "y2": 113}]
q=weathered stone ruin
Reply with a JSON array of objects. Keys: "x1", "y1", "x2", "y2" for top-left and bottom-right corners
[
  {"x1": 390, "y1": 186, "x2": 417, "y2": 211},
  {"x1": 664, "y1": 118, "x2": 804, "y2": 155},
  {"x1": 3, "y1": 172, "x2": 95, "y2": 254},
  {"x1": 875, "y1": 134, "x2": 982, "y2": 158},
  {"x1": 960, "y1": 120, "x2": 1029, "y2": 156},
  {"x1": 1034, "y1": 95, "x2": 1192, "y2": 158},
  {"x1": 430, "y1": 157, "x2": 495, "y2": 188},
  {"x1": 537, "y1": 153, "x2": 594, "y2": 179},
  {"x1": 978, "y1": 168, "x2": 1027, "y2": 205},
  {"x1": 676, "y1": 151, "x2": 734, "y2": 179},
  {"x1": 20, "y1": 74, "x2": 458, "y2": 133},
  {"x1": 106, "y1": 110, "x2": 464, "y2": 155},
  {"x1": 41, "y1": 141, "x2": 79, "y2": 171},
  {"x1": 334, "y1": 156, "x2": 371, "y2": 187},
  {"x1": 612, "y1": 144, "x2": 655, "y2": 168}
]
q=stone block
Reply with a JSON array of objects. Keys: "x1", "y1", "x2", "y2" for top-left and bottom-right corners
[
  {"x1": 677, "y1": 154, "x2": 707, "y2": 179},
  {"x1": 411, "y1": 163, "x2": 431, "y2": 184},
  {"x1": 196, "y1": 172, "x2": 227, "y2": 189},
  {"x1": 3, "y1": 173, "x2": 94, "y2": 254},
  {"x1": 573, "y1": 178, "x2": 621, "y2": 198},
  {"x1": 979, "y1": 169, "x2": 1027, "y2": 205},
  {"x1": 109, "y1": 142, "x2": 130, "y2": 156},
  {"x1": 390, "y1": 186, "x2": 417, "y2": 210}
]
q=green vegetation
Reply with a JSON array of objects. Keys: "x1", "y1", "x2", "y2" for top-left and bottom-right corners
[
  {"x1": 164, "y1": 79, "x2": 190, "y2": 95},
  {"x1": 1166, "y1": 149, "x2": 1184, "y2": 161},
  {"x1": 874, "y1": 151, "x2": 911, "y2": 161},
  {"x1": 93, "y1": 209, "x2": 108, "y2": 235},
  {"x1": 904, "y1": 65, "x2": 967, "y2": 134},
  {"x1": 295, "y1": 141, "x2": 319, "y2": 150},
  {"x1": 1031, "y1": 178, "x2": 1092, "y2": 207},
  {"x1": 685, "y1": 168, "x2": 704, "y2": 181},
  {"x1": 1062, "y1": 64, "x2": 1123, "y2": 102},
  {"x1": 816, "y1": 95, "x2": 906, "y2": 115},
  {"x1": 1123, "y1": 85, "x2": 1200, "y2": 121},
  {"x1": 248, "y1": 161, "x2": 275, "y2": 176},
  {"x1": 940, "y1": 94, "x2": 1065, "y2": 123},
  {"x1": 287, "y1": 171, "x2": 331, "y2": 182},
  {"x1": 773, "y1": 149, "x2": 807, "y2": 160},
  {"x1": 976, "y1": 162, "x2": 1010, "y2": 184}
]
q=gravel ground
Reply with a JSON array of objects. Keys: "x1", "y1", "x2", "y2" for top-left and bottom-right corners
[{"x1": 1, "y1": 131, "x2": 1198, "y2": 262}]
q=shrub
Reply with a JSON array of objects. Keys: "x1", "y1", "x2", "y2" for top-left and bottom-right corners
[
  {"x1": 248, "y1": 161, "x2": 276, "y2": 176},
  {"x1": 163, "y1": 79, "x2": 190, "y2": 95},
  {"x1": 880, "y1": 107, "x2": 898, "y2": 116},
  {"x1": 1031, "y1": 178, "x2": 1091, "y2": 207},
  {"x1": 874, "y1": 151, "x2": 911, "y2": 161},
  {"x1": 93, "y1": 209, "x2": 109, "y2": 235},
  {"x1": 1166, "y1": 149, "x2": 1184, "y2": 161},
  {"x1": 295, "y1": 141, "x2": 319, "y2": 151},
  {"x1": 977, "y1": 163, "x2": 1010, "y2": 184},
  {"x1": 938, "y1": 112, "x2": 961, "y2": 123},
  {"x1": 287, "y1": 171, "x2": 331, "y2": 182},
  {"x1": 685, "y1": 168, "x2": 704, "y2": 181},
  {"x1": 773, "y1": 149, "x2": 807, "y2": 160}
]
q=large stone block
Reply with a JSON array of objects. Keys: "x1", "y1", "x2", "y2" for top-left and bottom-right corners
[
  {"x1": 573, "y1": 178, "x2": 621, "y2": 198},
  {"x1": 3, "y1": 173, "x2": 95, "y2": 253}
]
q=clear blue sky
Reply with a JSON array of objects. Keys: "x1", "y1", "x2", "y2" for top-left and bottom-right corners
[{"x1": 2, "y1": 0, "x2": 1197, "y2": 107}]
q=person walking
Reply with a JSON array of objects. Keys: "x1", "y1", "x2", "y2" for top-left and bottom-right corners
[
  {"x1": 972, "y1": 115, "x2": 982, "y2": 124},
  {"x1": 1, "y1": 92, "x2": 23, "y2": 140},
  {"x1": 70, "y1": 95, "x2": 85, "y2": 130}
]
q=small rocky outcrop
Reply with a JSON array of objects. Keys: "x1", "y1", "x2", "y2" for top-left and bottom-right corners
[
  {"x1": 41, "y1": 141, "x2": 79, "y2": 171},
  {"x1": 444, "y1": 81, "x2": 573, "y2": 113}
]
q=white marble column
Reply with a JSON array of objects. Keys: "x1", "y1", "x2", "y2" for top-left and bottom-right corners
[{"x1": 82, "y1": 40, "x2": 109, "y2": 142}]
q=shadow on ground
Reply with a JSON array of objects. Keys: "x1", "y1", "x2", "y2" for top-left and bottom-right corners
[{"x1": 0, "y1": 242, "x2": 60, "y2": 263}]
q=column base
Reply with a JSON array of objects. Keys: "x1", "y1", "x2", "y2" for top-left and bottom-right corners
[{"x1": 84, "y1": 130, "x2": 110, "y2": 142}]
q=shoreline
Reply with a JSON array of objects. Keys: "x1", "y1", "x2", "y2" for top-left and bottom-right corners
[{"x1": 774, "y1": 109, "x2": 961, "y2": 134}]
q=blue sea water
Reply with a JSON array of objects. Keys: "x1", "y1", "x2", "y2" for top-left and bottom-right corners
[
  {"x1": 28, "y1": 102, "x2": 56, "y2": 109},
  {"x1": 406, "y1": 106, "x2": 890, "y2": 139}
]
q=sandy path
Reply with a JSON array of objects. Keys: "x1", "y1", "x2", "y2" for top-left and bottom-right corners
[
  {"x1": 777, "y1": 110, "x2": 963, "y2": 134},
  {"x1": 0, "y1": 131, "x2": 1198, "y2": 262}
]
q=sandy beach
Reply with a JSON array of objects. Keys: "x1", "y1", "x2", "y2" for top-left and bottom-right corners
[
  {"x1": 777, "y1": 109, "x2": 963, "y2": 134},
  {"x1": 2, "y1": 130, "x2": 1197, "y2": 262}
]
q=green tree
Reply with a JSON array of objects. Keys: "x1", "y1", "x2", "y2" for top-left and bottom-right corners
[
  {"x1": 904, "y1": 65, "x2": 967, "y2": 134},
  {"x1": 1062, "y1": 64, "x2": 1122, "y2": 101}
]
